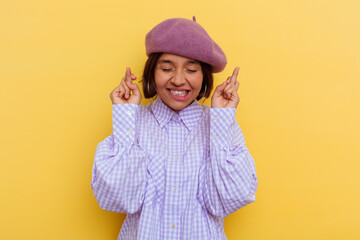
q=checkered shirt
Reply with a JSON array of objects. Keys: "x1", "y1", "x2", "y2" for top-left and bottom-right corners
[{"x1": 91, "y1": 98, "x2": 257, "y2": 239}]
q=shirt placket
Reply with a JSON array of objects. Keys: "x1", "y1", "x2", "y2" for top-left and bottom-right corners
[{"x1": 163, "y1": 114, "x2": 183, "y2": 239}]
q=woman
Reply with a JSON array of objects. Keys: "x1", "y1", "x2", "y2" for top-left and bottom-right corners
[{"x1": 91, "y1": 17, "x2": 257, "y2": 239}]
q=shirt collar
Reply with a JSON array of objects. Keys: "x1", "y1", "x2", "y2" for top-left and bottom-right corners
[
  {"x1": 151, "y1": 98, "x2": 175, "y2": 128},
  {"x1": 179, "y1": 100, "x2": 203, "y2": 131},
  {"x1": 151, "y1": 98, "x2": 204, "y2": 131}
]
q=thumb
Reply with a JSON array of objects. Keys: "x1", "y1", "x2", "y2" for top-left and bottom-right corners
[
  {"x1": 214, "y1": 81, "x2": 227, "y2": 96},
  {"x1": 126, "y1": 81, "x2": 141, "y2": 95}
]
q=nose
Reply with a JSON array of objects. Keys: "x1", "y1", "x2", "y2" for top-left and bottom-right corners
[{"x1": 170, "y1": 69, "x2": 186, "y2": 86}]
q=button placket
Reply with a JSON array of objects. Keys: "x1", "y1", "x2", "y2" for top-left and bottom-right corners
[{"x1": 163, "y1": 116, "x2": 183, "y2": 238}]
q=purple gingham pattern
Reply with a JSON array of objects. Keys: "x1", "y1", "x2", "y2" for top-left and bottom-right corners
[{"x1": 91, "y1": 98, "x2": 257, "y2": 240}]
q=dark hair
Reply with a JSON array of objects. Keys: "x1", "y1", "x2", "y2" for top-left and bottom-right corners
[{"x1": 142, "y1": 53, "x2": 213, "y2": 100}]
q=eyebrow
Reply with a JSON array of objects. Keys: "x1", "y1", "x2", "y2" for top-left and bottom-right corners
[
  {"x1": 158, "y1": 60, "x2": 173, "y2": 64},
  {"x1": 158, "y1": 59, "x2": 200, "y2": 64}
]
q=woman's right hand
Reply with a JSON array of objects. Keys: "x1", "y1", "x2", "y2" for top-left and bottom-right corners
[{"x1": 110, "y1": 67, "x2": 142, "y2": 105}]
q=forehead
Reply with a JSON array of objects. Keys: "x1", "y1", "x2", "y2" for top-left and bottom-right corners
[{"x1": 158, "y1": 53, "x2": 200, "y2": 64}]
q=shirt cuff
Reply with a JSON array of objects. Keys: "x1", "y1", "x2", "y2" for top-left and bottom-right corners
[
  {"x1": 112, "y1": 104, "x2": 139, "y2": 144},
  {"x1": 210, "y1": 108, "x2": 236, "y2": 148}
]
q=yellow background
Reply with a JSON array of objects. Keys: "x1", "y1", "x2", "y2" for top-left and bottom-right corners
[{"x1": 1, "y1": 0, "x2": 359, "y2": 239}]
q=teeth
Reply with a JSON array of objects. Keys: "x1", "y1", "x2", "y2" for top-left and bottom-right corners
[{"x1": 171, "y1": 90, "x2": 187, "y2": 96}]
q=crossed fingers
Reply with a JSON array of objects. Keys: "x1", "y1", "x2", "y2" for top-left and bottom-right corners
[
  {"x1": 223, "y1": 67, "x2": 240, "y2": 99},
  {"x1": 119, "y1": 67, "x2": 137, "y2": 99}
]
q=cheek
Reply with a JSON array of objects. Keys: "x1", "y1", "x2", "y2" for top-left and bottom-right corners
[
  {"x1": 154, "y1": 71, "x2": 168, "y2": 88},
  {"x1": 191, "y1": 75, "x2": 204, "y2": 91},
  {"x1": 154, "y1": 75, "x2": 162, "y2": 89}
]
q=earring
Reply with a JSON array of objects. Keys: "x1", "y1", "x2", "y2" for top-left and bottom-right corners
[
  {"x1": 148, "y1": 81, "x2": 157, "y2": 100},
  {"x1": 201, "y1": 85, "x2": 207, "y2": 99}
]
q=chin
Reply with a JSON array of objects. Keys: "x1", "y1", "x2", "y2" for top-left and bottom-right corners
[
  {"x1": 168, "y1": 102, "x2": 191, "y2": 111},
  {"x1": 170, "y1": 104, "x2": 187, "y2": 111}
]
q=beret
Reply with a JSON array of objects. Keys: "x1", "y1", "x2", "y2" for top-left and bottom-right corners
[{"x1": 145, "y1": 17, "x2": 227, "y2": 73}]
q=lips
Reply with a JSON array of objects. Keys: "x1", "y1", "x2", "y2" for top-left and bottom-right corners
[
  {"x1": 167, "y1": 89, "x2": 190, "y2": 101},
  {"x1": 170, "y1": 90, "x2": 188, "y2": 96}
]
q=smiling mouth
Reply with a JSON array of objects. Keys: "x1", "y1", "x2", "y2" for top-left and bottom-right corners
[{"x1": 169, "y1": 90, "x2": 189, "y2": 96}]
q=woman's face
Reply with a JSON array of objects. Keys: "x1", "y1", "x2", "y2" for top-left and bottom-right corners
[{"x1": 154, "y1": 53, "x2": 203, "y2": 111}]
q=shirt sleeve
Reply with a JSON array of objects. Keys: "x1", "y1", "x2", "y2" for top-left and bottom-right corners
[
  {"x1": 91, "y1": 104, "x2": 147, "y2": 214},
  {"x1": 200, "y1": 108, "x2": 258, "y2": 218}
]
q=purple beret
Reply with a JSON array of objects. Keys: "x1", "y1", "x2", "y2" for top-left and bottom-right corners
[{"x1": 145, "y1": 17, "x2": 227, "y2": 73}]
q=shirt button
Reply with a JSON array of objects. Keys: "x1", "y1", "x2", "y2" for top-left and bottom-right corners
[
  {"x1": 171, "y1": 224, "x2": 175, "y2": 228},
  {"x1": 126, "y1": 110, "x2": 133, "y2": 116},
  {"x1": 172, "y1": 186, "x2": 177, "y2": 191},
  {"x1": 212, "y1": 135, "x2": 217, "y2": 140},
  {"x1": 212, "y1": 115, "x2": 218, "y2": 120},
  {"x1": 128, "y1": 129, "x2": 132, "y2": 134},
  {"x1": 173, "y1": 114, "x2": 178, "y2": 119},
  {"x1": 174, "y1": 126, "x2": 179, "y2": 131},
  {"x1": 174, "y1": 154, "x2": 179, "y2": 158}
]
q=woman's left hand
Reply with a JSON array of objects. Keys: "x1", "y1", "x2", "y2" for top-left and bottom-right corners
[{"x1": 211, "y1": 67, "x2": 240, "y2": 108}]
